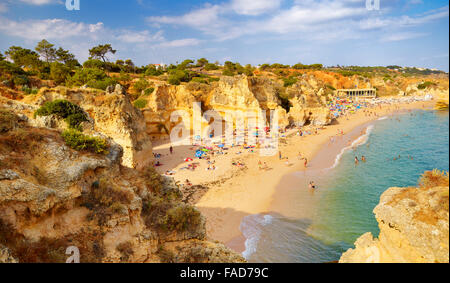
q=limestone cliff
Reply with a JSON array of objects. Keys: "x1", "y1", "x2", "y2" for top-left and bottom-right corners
[
  {"x1": 340, "y1": 170, "x2": 449, "y2": 263},
  {"x1": 140, "y1": 75, "x2": 331, "y2": 139},
  {"x1": 23, "y1": 85, "x2": 153, "y2": 170},
  {"x1": 0, "y1": 109, "x2": 245, "y2": 263}
]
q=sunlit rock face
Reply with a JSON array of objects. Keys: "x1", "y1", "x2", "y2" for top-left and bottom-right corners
[
  {"x1": 141, "y1": 75, "x2": 332, "y2": 139},
  {"x1": 0, "y1": 109, "x2": 245, "y2": 263},
  {"x1": 340, "y1": 182, "x2": 449, "y2": 263},
  {"x1": 24, "y1": 86, "x2": 153, "y2": 170}
]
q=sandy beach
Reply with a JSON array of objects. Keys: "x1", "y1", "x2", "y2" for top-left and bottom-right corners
[{"x1": 152, "y1": 98, "x2": 436, "y2": 253}]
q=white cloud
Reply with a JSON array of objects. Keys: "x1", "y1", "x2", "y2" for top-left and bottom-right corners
[
  {"x1": 146, "y1": 0, "x2": 448, "y2": 46},
  {"x1": 116, "y1": 30, "x2": 164, "y2": 43},
  {"x1": 263, "y1": 1, "x2": 368, "y2": 34},
  {"x1": 148, "y1": 4, "x2": 221, "y2": 29},
  {"x1": 360, "y1": 6, "x2": 449, "y2": 30},
  {"x1": 381, "y1": 32, "x2": 428, "y2": 42},
  {"x1": 18, "y1": 0, "x2": 61, "y2": 5},
  {"x1": 0, "y1": 17, "x2": 105, "y2": 40},
  {"x1": 230, "y1": 0, "x2": 281, "y2": 16},
  {"x1": 159, "y1": 38, "x2": 201, "y2": 48}
]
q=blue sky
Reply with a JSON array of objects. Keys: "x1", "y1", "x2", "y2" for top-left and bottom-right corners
[{"x1": 0, "y1": 0, "x2": 448, "y2": 71}]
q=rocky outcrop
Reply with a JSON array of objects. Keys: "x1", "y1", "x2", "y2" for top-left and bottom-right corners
[
  {"x1": 141, "y1": 75, "x2": 332, "y2": 138},
  {"x1": 24, "y1": 86, "x2": 153, "y2": 170},
  {"x1": 0, "y1": 114, "x2": 244, "y2": 263},
  {"x1": 340, "y1": 173, "x2": 449, "y2": 263}
]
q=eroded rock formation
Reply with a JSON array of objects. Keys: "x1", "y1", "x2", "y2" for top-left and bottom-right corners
[
  {"x1": 340, "y1": 174, "x2": 449, "y2": 263},
  {"x1": 141, "y1": 75, "x2": 332, "y2": 139},
  {"x1": 0, "y1": 110, "x2": 245, "y2": 263},
  {"x1": 24, "y1": 86, "x2": 153, "y2": 169}
]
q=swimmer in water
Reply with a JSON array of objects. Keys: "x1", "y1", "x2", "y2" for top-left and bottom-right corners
[
  {"x1": 355, "y1": 157, "x2": 359, "y2": 164},
  {"x1": 362, "y1": 156, "x2": 366, "y2": 162}
]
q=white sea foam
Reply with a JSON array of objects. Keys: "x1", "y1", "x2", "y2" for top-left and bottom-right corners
[
  {"x1": 377, "y1": 116, "x2": 388, "y2": 121},
  {"x1": 329, "y1": 125, "x2": 374, "y2": 169},
  {"x1": 240, "y1": 214, "x2": 274, "y2": 259}
]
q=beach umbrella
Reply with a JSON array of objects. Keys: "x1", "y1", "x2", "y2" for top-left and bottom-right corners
[
  {"x1": 202, "y1": 148, "x2": 209, "y2": 152},
  {"x1": 195, "y1": 151, "x2": 204, "y2": 158},
  {"x1": 218, "y1": 144, "x2": 225, "y2": 148},
  {"x1": 184, "y1": 158, "x2": 193, "y2": 162}
]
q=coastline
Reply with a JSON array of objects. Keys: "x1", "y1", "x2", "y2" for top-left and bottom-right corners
[
  {"x1": 194, "y1": 99, "x2": 436, "y2": 253},
  {"x1": 152, "y1": 99, "x2": 436, "y2": 254}
]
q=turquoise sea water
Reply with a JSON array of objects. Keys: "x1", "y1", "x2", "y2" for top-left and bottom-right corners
[{"x1": 241, "y1": 110, "x2": 449, "y2": 263}]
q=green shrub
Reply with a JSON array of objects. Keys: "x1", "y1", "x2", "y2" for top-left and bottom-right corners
[
  {"x1": 191, "y1": 77, "x2": 208, "y2": 84},
  {"x1": 162, "y1": 205, "x2": 202, "y2": 232},
  {"x1": 143, "y1": 87, "x2": 155, "y2": 96},
  {"x1": 50, "y1": 62, "x2": 71, "y2": 85},
  {"x1": 66, "y1": 68, "x2": 116, "y2": 90},
  {"x1": 82, "y1": 59, "x2": 106, "y2": 70},
  {"x1": 145, "y1": 65, "x2": 164, "y2": 76},
  {"x1": 118, "y1": 71, "x2": 131, "y2": 82},
  {"x1": 0, "y1": 61, "x2": 26, "y2": 76},
  {"x1": 64, "y1": 112, "x2": 88, "y2": 130},
  {"x1": 208, "y1": 77, "x2": 220, "y2": 83},
  {"x1": 168, "y1": 76, "x2": 181, "y2": 85},
  {"x1": 133, "y1": 99, "x2": 147, "y2": 109},
  {"x1": 168, "y1": 69, "x2": 190, "y2": 85},
  {"x1": 204, "y1": 63, "x2": 219, "y2": 71},
  {"x1": 133, "y1": 78, "x2": 149, "y2": 93},
  {"x1": 417, "y1": 81, "x2": 435, "y2": 90},
  {"x1": 35, "y1": 99, "x2": 87, "y2": 130},
  {"x1": 21, "y1": 86, "x2": 38, "y2": 95},
  {"x1": 61, "y1": 129, "x2": 108, "y2": 154},
  {"x1": 222, "y1": 69, "x2": 235, "y2": 76},
  {"x1": 283, "y1": 76, "x2": 298, "y2": 87},
  {"x1": 87, "y1": 77, "x2": 118, "y2": 91},
  {"x1": 12, "y1": 75, "x2": 29, "y2": 87}
]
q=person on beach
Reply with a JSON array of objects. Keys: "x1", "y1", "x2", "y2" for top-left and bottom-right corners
[
  {"x1": 169, "y1": 146, "x2": 173, "y2": 155},
  {"x1": 355, "y1": 156, "x2": 359, "y2": 165},
  {"x1": 304, "y1": 158, "x2": 308, "y2": 168},
  {"x1": 279, "y1": 151, "x2": 282, "y2": 160},
  {"x1": 309, "y1": 181, "x2": 317, "y2": 190}
]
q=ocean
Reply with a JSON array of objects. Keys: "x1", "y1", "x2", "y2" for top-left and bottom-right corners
[{"x1": 240, "y1": 109, "x2": 449, "y2": 263}]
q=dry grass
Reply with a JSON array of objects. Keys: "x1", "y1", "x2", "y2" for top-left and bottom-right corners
[
  {"x1": 0, "y1": 128, "x2": 51, "y2": 159},
  {"x1": 0, "y1": 109, "x2": 19, "y2": 133},
  {"x1": 419, "y1": 169, "x2": 449, "y2": 189},
  {"x1": 0, "y1": 219, "x2": 106, "y2": 263},
  {"x1": 142, "y1": 167, "x2": 164, "y2": 194},
  {"x1": 82, "y1": 178, "x2": 134, "y2": 226}
]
